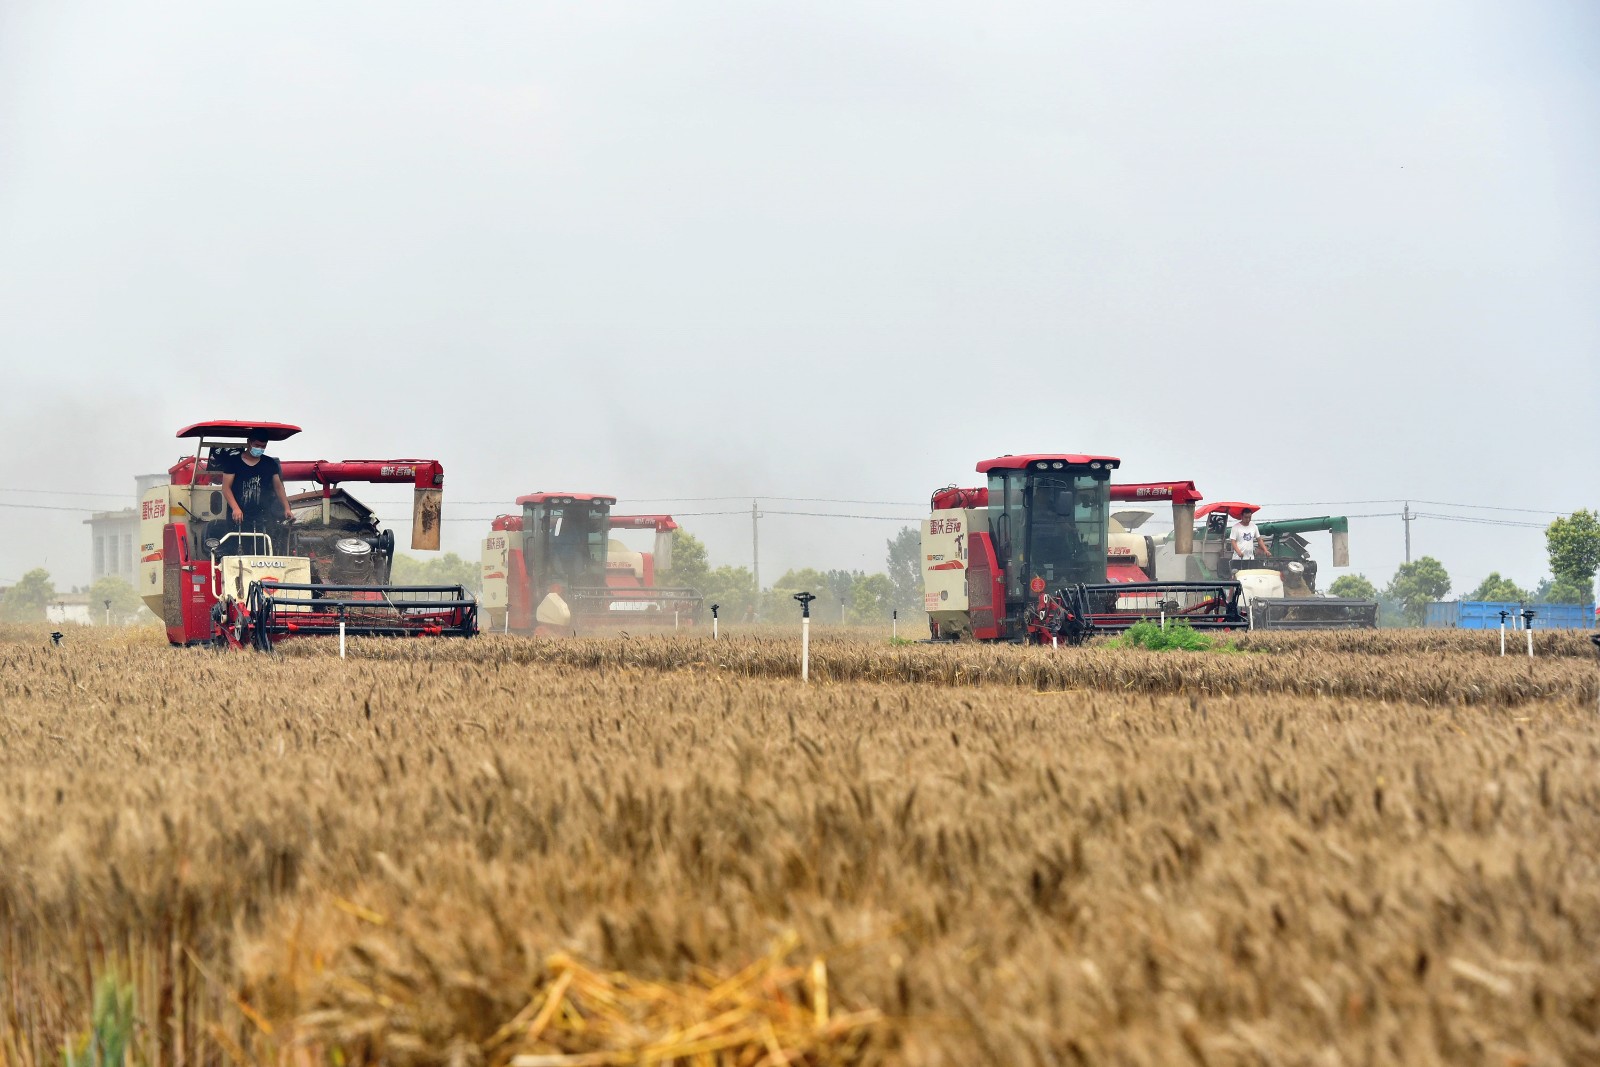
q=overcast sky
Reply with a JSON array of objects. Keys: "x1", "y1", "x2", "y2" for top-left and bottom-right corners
[{"x1": 2, "y1": 1, "x2": 1596, "y2": 597}]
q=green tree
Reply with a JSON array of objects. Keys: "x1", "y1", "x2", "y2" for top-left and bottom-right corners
[
  {"x1": 1542, "y1": 577, "x2": 1593, "y2": 605},
  {"x1": 1466, "y1": 572, "x2": 1530, "y2": 603},
  {"x1": 1384, "y1": 556, "x2": 1450, "y2": 626},
  {"x1": 1545, "y1": 510, "x2": 1599, "y2": 599},
  {"x1": 390, "y1": 552, "x2": 481, "y2": 594},
  {"x1": 659, "y1": 529, "x2": 711, "y2": 591},
  {"x1": 1327, "y1": 574, "x2": 1377, "y2": 601},
  {"x1": 88, "y1": 575, "x2": 148, "y2": 624},
  {"x1": 1, "y1": 568, "x2": 56, "y2": 622},
  {"x1": 762, "y1": 568, "x2": 830, "y2": 621},
  {"x1": 885, "y1": 526, "x2": 923, "y2": 615},
  {"x1": 699, "y1": 565, "x2": 759, "y2": 621},
  {"x1": 824, "y1": 569, "x2": 862, "y2": 623},
  {"x1": 848, "y1": 573, "x2": 896, "y2": 624}
]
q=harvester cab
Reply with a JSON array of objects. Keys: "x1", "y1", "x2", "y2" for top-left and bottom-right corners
[
  {"x1": 923, "y1": 455, "x2": 1245, "y2": 644},
  {"x1": 481, "y1": 495, "x2": 703, "y2": 634},
  {"x1": 144, "y1": 422, "x2": 477, "y2": 649}
]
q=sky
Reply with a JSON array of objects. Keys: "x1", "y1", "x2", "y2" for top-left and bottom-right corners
[{"x1": 2, "y1": 1, "x2": 1596, "y2": 597}]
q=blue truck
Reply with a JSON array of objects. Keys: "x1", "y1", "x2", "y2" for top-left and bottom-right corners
[{"x1": 1426, "y1": 600, "x2": 1596, "y2": 630}]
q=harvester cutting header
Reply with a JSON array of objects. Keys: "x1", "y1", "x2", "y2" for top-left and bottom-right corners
[{"x1": 142, "y1": 421, "x2": 477, "y2": 648}]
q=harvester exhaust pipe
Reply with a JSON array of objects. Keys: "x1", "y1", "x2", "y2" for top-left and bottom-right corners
[
  {"x1": 412, "y1": 487, "x2": 442, "y2": 550},
  {"x1": 1172, "y1": 502, "x2": 1195, "y2": 556}
]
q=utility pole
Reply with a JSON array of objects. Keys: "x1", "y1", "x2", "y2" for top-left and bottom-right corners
[
  {"x1": 751, "y1": 499, "x2": 761, "y2": 597},
  {"x1": 1402, "y1": 501, "x2": 1414, "y2": 563}
]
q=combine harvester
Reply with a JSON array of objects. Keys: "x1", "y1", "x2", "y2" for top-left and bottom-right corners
[
  {"x1": 921, "y1": 455, "x2": 1245, "y2": 644},
  {"x1": 1110, "y1": 500, "x2": 1377, "y2": 629},
  {"x1": 142, "y1": 421, "x2": 478, "y2": 649},
  {"x1": 481, "y1": 493, "x2": 703, "y2": 634}
]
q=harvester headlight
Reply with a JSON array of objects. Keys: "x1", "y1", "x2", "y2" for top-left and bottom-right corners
[
  {"x1": 1090, "y1": 461, "x2": 1101, "y2": 469},
  {"x1": 1051, "y1": 461, "x2": 1064, "y2": 469}
]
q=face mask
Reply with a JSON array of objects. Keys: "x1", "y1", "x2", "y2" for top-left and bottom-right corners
[{"x1": 249, "y1": 447, "x2": 265, "y2": 457}]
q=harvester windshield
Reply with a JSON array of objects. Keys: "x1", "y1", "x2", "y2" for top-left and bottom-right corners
[
  {"x1": 986, "y1": 465, "x2": 1110, "y2": 600},
  {"x1": 522, "y1": 495, "x2": 612, "y2": 591}
]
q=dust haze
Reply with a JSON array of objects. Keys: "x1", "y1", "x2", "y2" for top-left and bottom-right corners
[{"x1": 2, "y1": 2, "x2": 1596, "y2": 594}]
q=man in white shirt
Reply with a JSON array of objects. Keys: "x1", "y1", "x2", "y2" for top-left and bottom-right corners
[{"x1": 1231, "y1": 509, "x2": 1268, "y2": 562}]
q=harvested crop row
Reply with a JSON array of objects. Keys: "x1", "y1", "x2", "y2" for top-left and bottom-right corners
[{"x1": 295, "y1": 632, "x2": 1600, "y2": 708}]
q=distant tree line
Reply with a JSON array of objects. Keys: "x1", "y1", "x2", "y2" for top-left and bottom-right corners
[
  {"x1": 660, "y1": 527, "x2": 922, "y2": 625},
  {"x1": 1325, "y1": 508, "x2": 1597, "y2": 626}
]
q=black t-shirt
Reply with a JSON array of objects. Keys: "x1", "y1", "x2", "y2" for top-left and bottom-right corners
[{"x1": 223, "y1": 453, "x2": 283, "y2": 520}]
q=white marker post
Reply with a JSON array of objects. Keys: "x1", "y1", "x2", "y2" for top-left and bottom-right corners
[
  {"x1": 794, "y1": 591, "x2": 817, "y2": 683},
  {"x1": 1523, "y1": 608, "x2": 1536, "y2": 658},
  {"x1": 892, "y1": 609, "x2": 897, "y2": 641},
  {"x1": 711, "y1": 603, "x2": 720, "y2": 640},
  {"x1": 339, "y1": 618, "x2": 347, "y2": 659}
]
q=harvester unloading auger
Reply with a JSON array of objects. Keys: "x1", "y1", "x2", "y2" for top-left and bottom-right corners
[
  {"x1": 480, "y1": 493, "x2": 703, "y2": 634},
  {"x1": 921, "y1": 455, "x2": 1247, "y2": 644},
  {"x1": 142, "y1": 422, "x2": 478, "y2": 649}
]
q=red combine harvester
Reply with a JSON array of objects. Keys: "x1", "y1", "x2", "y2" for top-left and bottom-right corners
[
  {"x1": 921, "y1": 455, "x2": 1243, "y2": 644},
  {"x1": 141, "y1": 422, "x2": 478, "y2": 649},
  {"x1": 480, "y1": 493, "x2": 703, "y2": 634}
]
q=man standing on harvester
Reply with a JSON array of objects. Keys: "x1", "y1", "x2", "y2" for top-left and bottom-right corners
[
  {"x1": 1230, "y1": 508, "x2": 1266, "y2": 565},
  {"x1": 220, "y1": 429, "x2": 294, "y2": 548}
]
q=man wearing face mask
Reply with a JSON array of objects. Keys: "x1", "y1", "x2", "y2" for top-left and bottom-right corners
[{"x1": 220, "y1": 431, "x2": 294, "y2": 549}]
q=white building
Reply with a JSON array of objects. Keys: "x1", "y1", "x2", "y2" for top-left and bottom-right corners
[
  {"x1": 84, "y1": 474, "x2": 167, "y2": 584},
  {"x1": 46, "y1": 593, "x2": 95, "y2": 626}
]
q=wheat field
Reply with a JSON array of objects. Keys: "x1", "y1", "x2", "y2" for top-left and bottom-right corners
[{"x1": 2, "y1": 624, "x2": 1598, "y2": 1066}]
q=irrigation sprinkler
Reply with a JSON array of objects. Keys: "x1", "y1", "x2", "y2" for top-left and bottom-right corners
[
  {"x1": 892, "y1": 609, "x2": 897, "y2": 641},
  {"x1": 1522, "y1": 608, "x2": 1536, "y2": 658},
  {"x1": 103, "y1": 599, "x2": 112, "y2": 627},
  {"x1": 49, "y1": 631, "x2": 63, "y2": 647},
  {"x1": 794, "y1": 591, "x2": 817, "y2": 682},
  {"x1": 1499, "y1": 609, "x2": 1510, "y2": 656},
  {"x1": 711, "y1": 603, "x2": 720, "y2": 640}
]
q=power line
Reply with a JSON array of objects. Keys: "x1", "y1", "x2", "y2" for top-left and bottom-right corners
[
  {"x1": 763, "y1": 509, "x2": 921, "y2": 522},
  {"x1": 0, "y1": 487, "x2": 128, "y2": 499},
  {"x1": 1263, "y1": 498, "x2": 1575, "y2": 515},
  {"x1": 1413, "y1": 512, "x2": 1550, "y2": 530},
  {"x1": 0, "y1": 501, "x2": 107, "y2": 513}
]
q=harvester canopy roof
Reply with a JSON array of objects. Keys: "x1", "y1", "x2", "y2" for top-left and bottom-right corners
[
  {"x1": 1196, "y1": 501, "x2": 1263, "y2": 520},
  {"x1": 515, "y1": 492, "x2": 618, "y2": 506},
  {"x1": 975, "y1": 454, "x2": 1121, "y2": 473},
  {"x1": 176, "y1": 421, "x2": 301, "y2": 441}
]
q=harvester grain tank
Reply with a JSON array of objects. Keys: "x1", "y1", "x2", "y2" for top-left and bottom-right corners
[
  {"x1": 481, "y1": 494, "x2": 703, "y2": 634},
  {"x1": 142, "y1": 421, "x2": 477, "y2": 648}
]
